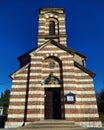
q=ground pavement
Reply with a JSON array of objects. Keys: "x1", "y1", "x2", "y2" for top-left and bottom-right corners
[{"x1": 0, "y1": 128, "x2": 104, "y2": 130}]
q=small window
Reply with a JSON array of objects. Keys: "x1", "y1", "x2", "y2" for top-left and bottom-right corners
[
  {"x1": 49, "y1": 62, "x2": 55, "y2": 69},
  {"x1": 49, "y1": 21, "x2": 55, "y2": 35}
]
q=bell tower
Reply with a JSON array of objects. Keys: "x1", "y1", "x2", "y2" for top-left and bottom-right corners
[{"x1": 37, "y1": 8, "x2": 67, "y2": 46}]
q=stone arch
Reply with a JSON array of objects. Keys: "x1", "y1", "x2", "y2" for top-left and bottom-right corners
[
  {"x1": 42, "y1": 55, "x2": 65, "y2": 119},
  {"x1": 42, "y1": 56, "x2": 63, "y2": 85}
]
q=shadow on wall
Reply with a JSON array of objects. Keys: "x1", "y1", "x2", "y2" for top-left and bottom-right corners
[{"x1": 0, "y1": 115, "x2": 7, "y2": 128}]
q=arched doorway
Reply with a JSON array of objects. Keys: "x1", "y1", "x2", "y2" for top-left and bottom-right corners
[{"x1": 44, "y1": 74, "x2": 61, "y2": 119}]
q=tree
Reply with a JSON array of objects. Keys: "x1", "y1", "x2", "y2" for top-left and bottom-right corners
[
  {"x1": 97, "y1": 89, "x2": 104, "y2": 115},
  {"x1": 0, "y1": 89, "x2": 10, "y2": 115}
]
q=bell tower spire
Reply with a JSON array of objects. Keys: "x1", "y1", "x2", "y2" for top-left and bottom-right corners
[{"x1": 37, "y1": 8, "x2": 67, "y2": 46}]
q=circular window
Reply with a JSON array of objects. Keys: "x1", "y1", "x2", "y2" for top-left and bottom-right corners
[{"x1": 49, "y1": 62, "x2": 55, "y2": 69}]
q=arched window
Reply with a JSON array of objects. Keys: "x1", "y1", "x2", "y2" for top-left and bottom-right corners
[{"x1": 49, "y1": 21, "x2": 55, "y2": 35}]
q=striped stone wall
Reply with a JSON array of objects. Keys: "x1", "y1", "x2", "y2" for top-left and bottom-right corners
[
  {"x1": 62, "y1": 63, "x2": 101, "y2": 127},
  {"x1": 64, "y1": 67, "x2": 99, "y2": 121},
  {"x1": 35, "y1": 42, "x2": 74, "y2": 120},
  {"x1": 35, "y1": 42, "x2": 101, "y2": 126},
  {"x1": 25, "y1": 55, "x2": 44, "y2": 122},
  {"x1": 31, "y1": 42, "x2": 100, "y2": 124},
  {"x1": 5, "y1": 41, "x2": 101, "y2": 128},
  {"x1": 5, "y1": 64, "x2": 30, "y2": 128}
]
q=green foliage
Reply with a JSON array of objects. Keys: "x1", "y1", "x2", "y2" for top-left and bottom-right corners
[
  {"x1": 0, "y1": 89, "x2": 10, "y2": 115},
  {"x1": 97, "y1": 89, "x2": 104, "y2": 115}
]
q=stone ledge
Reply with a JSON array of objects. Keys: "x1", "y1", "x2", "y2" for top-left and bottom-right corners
[{"x1": 77, "y1": 121, "x2": 102, "y2": 128}]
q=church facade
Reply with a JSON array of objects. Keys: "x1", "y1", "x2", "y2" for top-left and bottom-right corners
[{"x1": 5, "y1": 8, "x2": 102, "y2": 128}]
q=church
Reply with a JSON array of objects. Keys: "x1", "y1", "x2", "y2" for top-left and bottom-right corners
[{"x1": 5, "y1": 8, "x2": 102, "y2": 128}]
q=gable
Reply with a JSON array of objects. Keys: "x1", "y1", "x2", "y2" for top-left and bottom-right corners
[
  {"x1": 30, "y1": 40, "x2": 73, "y2": 58},
  {"x1": 10, "y1": 63, "x2": 30, "y2": 79},
  {"x1": 13, "y1": 40, "x2": 94, "y2": 80},
  {"x1": 18, "y1": 40, "x2": 87, "y2": 68},
  {"x1": 30, "y1": 40, "x2": 86, "y2": 58}
]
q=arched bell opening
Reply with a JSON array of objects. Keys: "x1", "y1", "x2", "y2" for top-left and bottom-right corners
[
  {"x1": 49, "y1": 21, "x2": 55, "y2": 35},
  {"x1": 45, "y1": 17, "x2": 59, "y2": 35}
]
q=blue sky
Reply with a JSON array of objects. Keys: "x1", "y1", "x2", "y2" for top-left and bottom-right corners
[{"x1": 0, "y1": 0, "x2": 104, "y2": 95}]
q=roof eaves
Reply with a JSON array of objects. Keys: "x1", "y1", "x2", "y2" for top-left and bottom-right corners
[
  {"x1": 75, "y1": 51, "x2": 87, "y2": 59},
  {"x1": 51, "y1": 40, "x2": 87, "y2": 58},
  {"x1": 10, "y1": 63, "x2": 30, "y2": 79},
  {"x1": 30, "y1": 40, "x2": 51, "y2": 56},
  {"x1": 74, "y1": 61, "x2": 96, "y2": 78},
  {"x1": 18, "y1": 40, "x2": 52, "y2": 61},
  {"x1": 18, "y1": 47, "x2": 38, "y2": 62}
]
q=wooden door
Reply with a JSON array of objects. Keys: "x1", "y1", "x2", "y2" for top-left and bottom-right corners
[
  {"x1": 45, "y1": 88, "x2": 53, "y2": 119},
  {"x1": 44, "y1": 88, "x2": 61, "y2": 119},
  {"x1": 53, "y1": 88, "x2": 61, "y2": 119}
]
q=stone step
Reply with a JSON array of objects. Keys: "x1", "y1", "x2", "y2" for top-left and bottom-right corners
[
  {"x1": 23, "y1": 125, "x2": 84, "y2": 129},
  {"x1": 25, "y1": 120, "x2": 75, "y2": 127},
  {"x1": 23, "y1": 124, "x2": 84, "y2": 128},
  {"x1": 16, "y1": 120, "x2": 87, "y2": 130},
  {"x1": 17, "y1": 128, "x2": 87, "y2": 130}
]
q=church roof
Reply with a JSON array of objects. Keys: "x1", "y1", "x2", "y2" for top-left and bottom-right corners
[
  {"x1": 50, "y1": 40, "x2": 87, "y2": 58},
  {"x1": 12, "y1": 40, "x2": 95, "y2": 79},
  {"x1": 18, "y1": 39, "x2": 87, "y2": 61},
  {"x1": 10, "y1": 63, "x2": 30, "y2": 79},
  {"x1": 74, "y1": 61, "x2": 96, "y2": 78}
]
